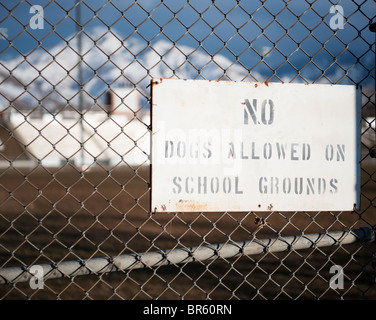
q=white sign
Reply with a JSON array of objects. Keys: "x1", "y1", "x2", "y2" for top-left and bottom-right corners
[{"x1": 151, "y1": 79, "x2": 361, "y2": 212}]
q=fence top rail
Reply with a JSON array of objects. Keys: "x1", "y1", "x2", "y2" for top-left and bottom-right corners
[{"x1": 0, "y1": 227, "x2": 373, "y2": 285}]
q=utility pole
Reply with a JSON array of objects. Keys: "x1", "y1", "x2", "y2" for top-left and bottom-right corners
[
  {"x1": 76, "y1": 0, "x2": 85, "y2": 167},
  {"x1": 369, "y1": 23, "x2": 376, "y2": 158}
]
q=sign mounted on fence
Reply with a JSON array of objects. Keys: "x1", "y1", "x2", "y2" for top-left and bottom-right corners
[{"x1": 151, "y1": 78, "x2": 361, "y2": 212}]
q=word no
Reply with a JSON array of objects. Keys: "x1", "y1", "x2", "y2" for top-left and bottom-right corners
[{"x1": 244, "y1": 98, "x2": 274, "y2": 125}]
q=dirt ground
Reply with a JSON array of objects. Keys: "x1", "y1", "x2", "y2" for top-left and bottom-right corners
[{"x1": 0, "y1": 158, "x2": 375, "y2": 300}]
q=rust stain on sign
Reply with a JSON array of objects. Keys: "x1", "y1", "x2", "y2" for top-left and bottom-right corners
[
  {"x1": 151, "y1": 78, "x2": 163, "y2": 86},
  {"x1": 253, "y1": 81, "x2": 270, "y2": 88},
  {"x1": 175, "y1": 200, "x2": 210, "y2": 212}
]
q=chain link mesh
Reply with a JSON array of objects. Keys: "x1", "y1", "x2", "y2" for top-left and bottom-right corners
[{"x1": 0, "y1": 0, "x2": 375, "y2": 300}]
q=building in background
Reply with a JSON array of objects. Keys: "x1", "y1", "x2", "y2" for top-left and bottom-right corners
[{"x1": 0, "y1": 88, "x2": 150, "y2": 168}]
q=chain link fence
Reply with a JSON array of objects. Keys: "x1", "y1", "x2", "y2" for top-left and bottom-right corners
[{"x1": 0, "y1": 0, "x2": 375, "y2": 300}]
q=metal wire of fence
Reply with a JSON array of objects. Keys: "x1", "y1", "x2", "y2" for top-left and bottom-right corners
[{"x1": 0, "y1": 0, "x2": 375, "y2": 300}]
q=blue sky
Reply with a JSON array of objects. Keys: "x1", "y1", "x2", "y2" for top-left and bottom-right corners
[{"x1": 0, "y1": 0, "x2": 375, "y2": 108}]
